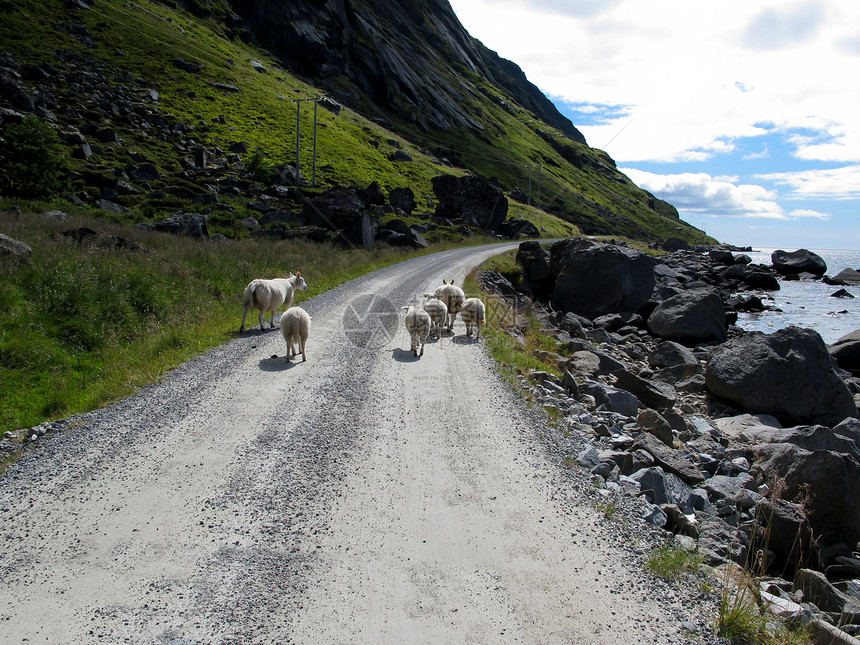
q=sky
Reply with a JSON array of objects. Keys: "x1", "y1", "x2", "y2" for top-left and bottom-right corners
[{"x1": 447, "y1": 0, "x2": 860, "y2": 250}]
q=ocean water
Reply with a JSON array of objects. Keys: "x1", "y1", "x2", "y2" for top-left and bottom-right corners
[{"x1": 733, "y1": 248, "x2": 860, "y2": 345}]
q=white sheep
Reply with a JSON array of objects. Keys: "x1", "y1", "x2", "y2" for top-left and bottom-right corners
[
  {"x1": 403, "y1": 305, "x2": 431, "y2": 357},
  {"x1": 239, "y1": 272, "x2": 308, "y2": 333},
  {"x1": 460, "y1": 297, "x2": 486, "y2": 338},
  {"x1": 280, "y1": 306, "x2": 311, "y2": 362},
  {"x1": 433, "y1": 279, "x2": 465, "y2": 332},
  {"x1": 422, "y1": 297, "x2": 448, "y2": 340}
]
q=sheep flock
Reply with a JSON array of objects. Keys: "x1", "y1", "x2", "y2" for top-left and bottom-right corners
[{"x1": 239, "y1": 272, "x2": 485, "y2": 362}]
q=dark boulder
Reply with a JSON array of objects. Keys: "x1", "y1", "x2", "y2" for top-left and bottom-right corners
[
  {"x1": 631, "y1": 432, "x2": 705, "y2": 485},
  {"x1": 388, "y1": 186, "x2": 416, "y2": 214},
  {"x1": 830, "y1": 329, "x2": 860, "y2": 375},
  {"x1": 549, "y1": 238, "x2": 656, "y2": 318},
  {"x1": 516, "y1": 241, "x2": 554, "y2": 298},
  {"x1": 753, "y1": 498, "x2": 821, "y2": 574},
  {"x1": 743, "y1": 270, "x2": 780, "y2": 290},
  {"x1": 303, "y1": 185, "x2": 365, "y2": 231},
  {"x1": 706, "y1": 326, "x2": 857, "y2": 427},
  {"x1": 753, "y1": 442, "x2": 860, "y2": 549},
  {"x1": 771, "y1": 248, "x2": 827, "y2": 277},
  {"x1": 431, "y1": 174, "x2": 508, "y2": 230},
  {"x1": 152, "y1": 212, "x2": 209, "y2": 239},
  {"x1": 647, "y1": 288, "x2": 727, "y2": 344},
  {"x1": 497, "y1": 218, "x2": 540, "y2": 239}
]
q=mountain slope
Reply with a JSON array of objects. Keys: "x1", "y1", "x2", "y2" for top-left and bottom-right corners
[{"x1": 0, "y1": 0, "x2": 714, "y2": 245}]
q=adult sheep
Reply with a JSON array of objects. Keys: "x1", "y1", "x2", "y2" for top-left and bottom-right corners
[
  {"x1": 239, "y1": 272, "x2": 308, "y2": 333},
  {"x1": 281, "y1": 306, "x2": 311, "y2": 362},
  {"x1": 422, "y1": 296, "x2": 448, "y2": 340},
  {"x1": 403, "y1": 305, "x2": 431, "y2": 357},
  {"x1": 460, "y1": 297, "x2": 486, "y2": 338},
  {"x1": 433, "y1": 279, "x2": 465, "y2": 332}
]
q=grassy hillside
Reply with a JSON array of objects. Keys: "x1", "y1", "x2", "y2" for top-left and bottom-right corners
[{"x1": 0, "y1": 0, "x2": 713, "y2": 245}]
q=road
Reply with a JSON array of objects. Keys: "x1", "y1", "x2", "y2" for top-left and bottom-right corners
[{"x1": 0, "y1": 243, "x2": 705, "y2": 644}]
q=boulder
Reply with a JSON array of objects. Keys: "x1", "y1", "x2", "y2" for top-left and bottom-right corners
[
  {"x1": 516, "y1": 241, "x2": 554, "y2": 298},
  {"x1": 388, "y1": 186, "x2": 416, "y2": 214},
  {"x1": 0, "y1": 233, "x2": 32, "y2": 263},
  {"x1": 705, "y1": 326, "x2": 858, "y2": 427},
  {"x1": 830, "y1": 268, "x2": 860, "y2": 285},
  {"x1": 830, "y1": 329, "x2": 860, "y2": 374},
  {"x1": 754, "y1": 498, "x2": 821, "y2": 574},
  {"x1": 497, "y1": 218, "x2": 539, "y2": 239},
  {"x1": 631, "y1": 432, "x2": 705, "y2": 485},
  {"x1": 614, "y1": 369, "x2": 677, "y2": 411},
  {"x1": 753, "y1": 442, "x2": 860, "y2": 548},
  {"x1": 549, "y1": 238, "x2": 656, "y2": 317},
  {"x1": 303, "y1": 185, "x2": 365, "y2": 231},
  {"x1": 152, "y1": 212, "x2": 209, "y2": 239},
  {"x1": 648, "y1": 287, "x2": 727, "y2": 344},
  {"x1": 771, "y1": 248, "x2": 827, "y2": 277},
  {"x1": 431, "y1": 174, "x2": 508, "y2": 230},
  {"x1": 638, "y1": 409, "x2": 674, "y2": 446}
]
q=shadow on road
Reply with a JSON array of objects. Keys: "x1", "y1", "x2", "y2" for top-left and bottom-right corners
[
  {"x1": 391, "y1": 348, "x2": 422, "y2": 363},
  {"x1": 258, "y1": 355, "x2": 299, "y2": 372}
]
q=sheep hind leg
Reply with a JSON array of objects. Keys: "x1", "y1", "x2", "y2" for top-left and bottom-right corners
[{"x1": 240, "y1": 305, "x2": 249, "y2": 333}]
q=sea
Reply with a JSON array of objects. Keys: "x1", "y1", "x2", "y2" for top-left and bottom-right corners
[{"x1": 733, "y1": 248, "x2": 860, "y2": 345}]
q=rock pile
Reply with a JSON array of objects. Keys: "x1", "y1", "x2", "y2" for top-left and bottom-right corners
[{"x1": 479, "y1": 239, "x2": 860, "y2": 638}]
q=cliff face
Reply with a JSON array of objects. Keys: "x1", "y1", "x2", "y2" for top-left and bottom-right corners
[{"x1": 223, "y1": 0, "x2": 586, "y2": 142}]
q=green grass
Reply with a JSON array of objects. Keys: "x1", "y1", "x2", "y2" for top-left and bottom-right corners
[
  {"x1": 0, "y1": 209, "x2": 442, "y2": 434},
  {"x1": 644, "y1": 541, "x2": 704, "y2": 581}
]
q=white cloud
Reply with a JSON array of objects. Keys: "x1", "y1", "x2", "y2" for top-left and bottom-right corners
[
  {"x1": 620, "y1": 168, "x2": 786, "y2": 219},
  {"x1": 448, "y1": 0, "x2": 860, "y2": 164},
  {"x1": 788, "y1": 209, "x2": 831, "y2": 220},
  {"x1": 757, "y1": 165, "x2": 860, "y2": 200},
  {"x1": 741, "y1": 2, "x2": 827, "y2": 50}
]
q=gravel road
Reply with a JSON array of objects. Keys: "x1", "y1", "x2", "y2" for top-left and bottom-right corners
[{"x1": 0, "y1": 243, "x2": 716, "y2": 644}]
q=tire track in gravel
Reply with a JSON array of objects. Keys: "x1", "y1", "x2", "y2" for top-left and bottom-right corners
[{"x1": 0, "y1": 242, "x2": 712, "y2": 644}]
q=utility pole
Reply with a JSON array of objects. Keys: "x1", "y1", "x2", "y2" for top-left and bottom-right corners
[
  {"x1": 536, "y1": 164, "x2": 542, "y2": 210},
  {"x1": 312, "y1": 98, "x2": 318, "y2": 187},
  {"x1": 294, "y1": 99, "x2": 301, "y2": 186},
  {"x1": 527, "y1": 166, "x2": 532, "y2": 206}
]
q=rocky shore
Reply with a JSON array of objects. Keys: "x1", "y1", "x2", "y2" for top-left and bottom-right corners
[{"x1": 479, "y1": 238, "x2": 860, "y2": 642}]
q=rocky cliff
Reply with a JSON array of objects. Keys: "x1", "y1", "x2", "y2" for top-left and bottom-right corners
[{"x1": 216, "y1": 0, "x2": 586, "y2": 141}]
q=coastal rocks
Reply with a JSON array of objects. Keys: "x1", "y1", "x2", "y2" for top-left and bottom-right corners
[
  {"x1": 771, "y1": 248, "x2": 827, "y2": 277},
  {"x1": 830, "y1": 330, "x2": 860, "y2": 375},
  {"x1": 549, "y1": 238, "x2": 657, "y2": 317},
  {"x1": 647, "y1": 288, "x2": 727, "y2": 344},
  {"x1": 705, "y1": 326, "x2": 858, "y2": 427},
  {"x1": 753, "y1": 442, "x2": 860, "y2": 548}
]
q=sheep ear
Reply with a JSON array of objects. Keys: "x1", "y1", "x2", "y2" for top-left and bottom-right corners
[{"x1": 296, "y1": 271, "x2": 301, "y2": 279}]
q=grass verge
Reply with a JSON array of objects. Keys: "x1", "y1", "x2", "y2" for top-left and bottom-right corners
[{"x1": 0, "y1": 208, "x2": 483, "y2": 435}]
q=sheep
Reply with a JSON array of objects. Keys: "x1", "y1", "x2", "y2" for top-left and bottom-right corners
[
  {"x1": 422, "y1": 296, "x2": 448, "y2": 340},
  {"x1": 403, "y1": 305, "x2": 432, "y2": 357},
  {"x1": 239, "y1": 272, "x2": 308, "y2": 333},
  {"x1": 433, "y1": 279, "x2": 465, "y2": 332},
  {"x1": 460, "y1": 297, "x2": 486, "y2": 338},
  {"x1": 280, "y1": 306, "x2": 311, "y2": 362}
]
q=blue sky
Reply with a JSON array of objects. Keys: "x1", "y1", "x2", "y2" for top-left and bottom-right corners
[{"x1": 448, "y1": 0, "x2": 860, "y2": 250}]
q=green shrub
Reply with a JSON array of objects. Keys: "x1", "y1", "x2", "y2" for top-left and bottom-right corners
[{"x1": 0, "y1": 116, "x2": 69, "y2": 198}]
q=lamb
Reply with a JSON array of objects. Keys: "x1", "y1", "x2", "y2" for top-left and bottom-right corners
[
  {"x1": 403, "y1": 305, "x2": 432, "y2": 357},
  {"x1": 239, "y1": 272, "x2": 308, "y2": 333},
  {"x1": 280, "y1": 306, "x2": 311, "y2": 362},
  {"x1": 422, "y1": 296, "x2": 448, "y2": 340},
  {"x1": 433, "y1": 279, "x2": 465, "y2": 332},
  {"x1": 460, "y1": 297, "x2": 486, "y2": 338}
]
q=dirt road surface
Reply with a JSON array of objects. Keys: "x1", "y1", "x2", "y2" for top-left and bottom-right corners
[{"x1": 0, "y1": 243, "x2": 714, "y2": 644}]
